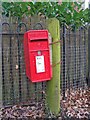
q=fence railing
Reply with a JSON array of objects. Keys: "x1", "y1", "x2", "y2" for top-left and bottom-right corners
[{"x1": 0, "y1": 16, "x2": 89, "y2": 107}]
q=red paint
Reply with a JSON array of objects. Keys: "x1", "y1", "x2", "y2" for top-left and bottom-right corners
[{"x1": 23, "y1": 30, "x2": 52, "y2": 82}]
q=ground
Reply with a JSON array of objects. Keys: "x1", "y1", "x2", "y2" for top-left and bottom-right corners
[{"x1": 1, "y1": 88, "x2": 90, "y2": 120}]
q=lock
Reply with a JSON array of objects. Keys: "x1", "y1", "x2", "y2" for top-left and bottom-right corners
[{"x1": 37, "y1": 50, "x2": 41, "y2": 55}]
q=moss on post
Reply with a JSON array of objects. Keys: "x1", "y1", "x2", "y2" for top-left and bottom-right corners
[{"x1": 46, "y1": 18, "x2": 61, "y2": 115}]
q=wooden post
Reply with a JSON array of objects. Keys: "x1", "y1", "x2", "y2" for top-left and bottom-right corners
[
  {"x1": 0, "y1": 2, "x2": 2, "y2": 107},
  {"x1": 46, "y1": 18, "x2": 60, "y2": 115}
]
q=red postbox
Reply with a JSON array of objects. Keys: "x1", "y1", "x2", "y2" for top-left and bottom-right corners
[{"x1": 23, "y1": 30, "x2": 52, "y2": 82}]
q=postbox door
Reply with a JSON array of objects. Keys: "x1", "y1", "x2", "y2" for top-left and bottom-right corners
[{"x1": 29, "y1": 50, "x2": 51, "y2": 82}]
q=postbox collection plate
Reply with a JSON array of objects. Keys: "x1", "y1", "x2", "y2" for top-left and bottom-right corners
[{"x1": 36, "y1": 55, "x2": 45, "y2": 73}]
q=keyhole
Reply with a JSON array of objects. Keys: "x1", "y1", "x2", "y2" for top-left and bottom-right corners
[{"x1": 38, "y1": 51, "x2": 41, "y2": 55}]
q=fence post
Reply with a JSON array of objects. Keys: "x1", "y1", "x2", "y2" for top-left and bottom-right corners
[
  {"x1": 0, "y1": 2, "x2": 2, "y2": 107},
  {"x1": 46, "y1": 18, "x2": 60, "y2": 115}
]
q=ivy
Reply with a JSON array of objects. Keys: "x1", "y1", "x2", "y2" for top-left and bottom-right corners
[{"x1": 2, "y1": 2, "x2": 89, "y2": 30}]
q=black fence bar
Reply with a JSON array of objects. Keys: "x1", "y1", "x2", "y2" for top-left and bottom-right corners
[
  {"x1": 78, "y1": 28, "x2": 81, "y2": 88},
  {"x1": 62, "y1": 25, "x2": 66, "y2": 99},
  {"x1": 67, "y1": 28, "x2": 70, "y2": 92},
  {"x1": 73, "y1": 28, "x2": 77, "y2": 88},
  {"x1": 17, "y1": 27, "x2": 22, "y2": 103},
  {"x1": 87, "y1": 26, "x2": 90, "y2": 87},
  {"x1": 6, "y1": 23, "x2": 13, "y2": 105},
  {"x1": 0, "y1": 2, "x2": 2, "y2": 107},
  {"x1": 9, "y1": 24, "x2": 14, "y2": 104},
  {"x1": 2, "y1": 42, "x2": 5, "y2": 106},
  {"x1": 83, "y1": 28, "x2": 87, "y2": 87},
  {"x1": 17, "y1": 23, "x2": 27, "y2": 103},
  {"x1": 1, "y1": 33, "x2": 24, "y2": 35}
]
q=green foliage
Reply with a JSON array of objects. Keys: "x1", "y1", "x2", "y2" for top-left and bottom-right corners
[{"x1": 2, "y1": 2, "x2": 89, "y2": 29}]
